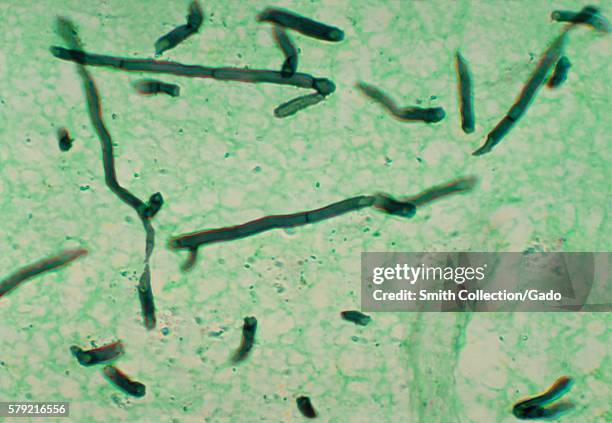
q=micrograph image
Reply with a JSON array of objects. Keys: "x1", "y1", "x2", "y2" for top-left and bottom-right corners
[{"x1": 0, "y1": 0, "x2": 610, "y2": 422}]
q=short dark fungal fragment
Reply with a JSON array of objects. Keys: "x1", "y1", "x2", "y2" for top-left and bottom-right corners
[
  {"x1": 103, "y1": 366, "x2": 146, "y2": 398},
  {"x1": 340, "y1": 310, "x2": 371, "y2": 326},
  {"x1": 396, "y1": 106, "x2": 445, "y2": 123},
  {"x1": 257, "y1": 7, "x2": 344, "y2": 42},
  {"x1": 186, "y1": 0, "x2": 204, "y2": 28},
  {"x1": 134, "y1": 79, "x2": 180, "y2": 97},
  {"x1": 0, "y1": 248, "x2": 87, "y2": 299},
  {"x1": 154, "y1": 0, "x2": 204, "y2": 56},
  {"x1": 514, "y1": 403, "x2": 575, "y2": 420},
  {"x1": 512, "y1": 376, "x2": 575, "y2": 420},
  {"x1": 144, "y1": 192, "x2": 164, "y2": 219},
  {"x1": 356, "y1": 82, "x2": 445, "y2": 123},
  {"x1": 455, "y1": 51, "x2": 475, "y2": 133},
  {"x1": 70, "y1": 341, "x2": 124, "y2": 366},
  {"x1": 551, "y1": 5, "x2": 610, "y2": 33},
  {"x1": 138, "y1": 265, "x2": 156, "y2": 330},
  {"x1": 232, "y1": 316, "x2": 258, "y2": 363},
  {"x1": 57, "y1": 128, "x2": 74, "y2": 151},
  {"x1": 296, "y1": 396, "x2": 317, "y2": 418},
  {"x1": 274, "y1": 93, "x2": 325, "y2": 118},
  {"x1": 547, "y1": 56, "x2": 571, "y2": 88}
]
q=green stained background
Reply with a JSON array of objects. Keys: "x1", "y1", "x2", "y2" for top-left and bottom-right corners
[{"x1": 0, "y1": 0, "x2": 610, "y2": 421}]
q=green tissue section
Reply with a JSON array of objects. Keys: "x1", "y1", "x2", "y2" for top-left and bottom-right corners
[{"x1": 0, "y1": 0, "x2": 610, "y2": 422}]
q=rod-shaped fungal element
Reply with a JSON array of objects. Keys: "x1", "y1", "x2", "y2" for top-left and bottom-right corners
[
  {"x1": 356, "y1": 82, "x2": 445, "y2": 123},
  {"x1": 231, "y1": 316, "x2": 258, "y2": 363},
  {"x1": 103, "y1": 366, "x2": 146, "y2": 397},
  {"x1": 154, "y1": 0, "x2": 204, "y2": 56},
  {"x1": 70, "y1": 341, "x2": 124, "y2": 366},
  {"x1": 138, "y1": 264, "x2": 156, "y2": 330},
  {"x1": 57, "y1": 127, "x2": 74, "y2": 151},
  {"x1": 512, "y1": 376, "x2": 575, "y2": 420},
  {"x1": 296, "y1": 396, "x2": 317, "y2": 418},
  {"x1": 473, "y1": 29, "x2": 570, "y2": 156},
  {"x1": 257, "y1": 7, "x2": 344, "y2": 42},
  {"x1": 395, "y1": 107, "x2": 445, "y2": 123},
  {"x1": 551, "y1": 5, "x2": 610, "y2": 33},
  {"x1": 455, "y1": 51, "x2": 475, "y2": 133},
  {"x1": 134, "y1": 79, "x2": 180, "y2": 97},
  {"x1": 547, "y1": 56, "x2": 571, "y2": 88},
  {"x1": 0, "y1": 248, "x2": 87, "y2": 299},
  {"x1": 340, "y1": 310, "x2": 371, "y2": 326},
  {"x1": 274, "y1": 93, "x2": 326, "y2": 118}
]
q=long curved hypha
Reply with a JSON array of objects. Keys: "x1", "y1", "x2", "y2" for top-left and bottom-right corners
[
  {"x1": 55, "y1": 17, "x2": 162, "y2": 329},
  {"x1": 169, "y1": 177, "x2": 476, "y2": 270}
]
